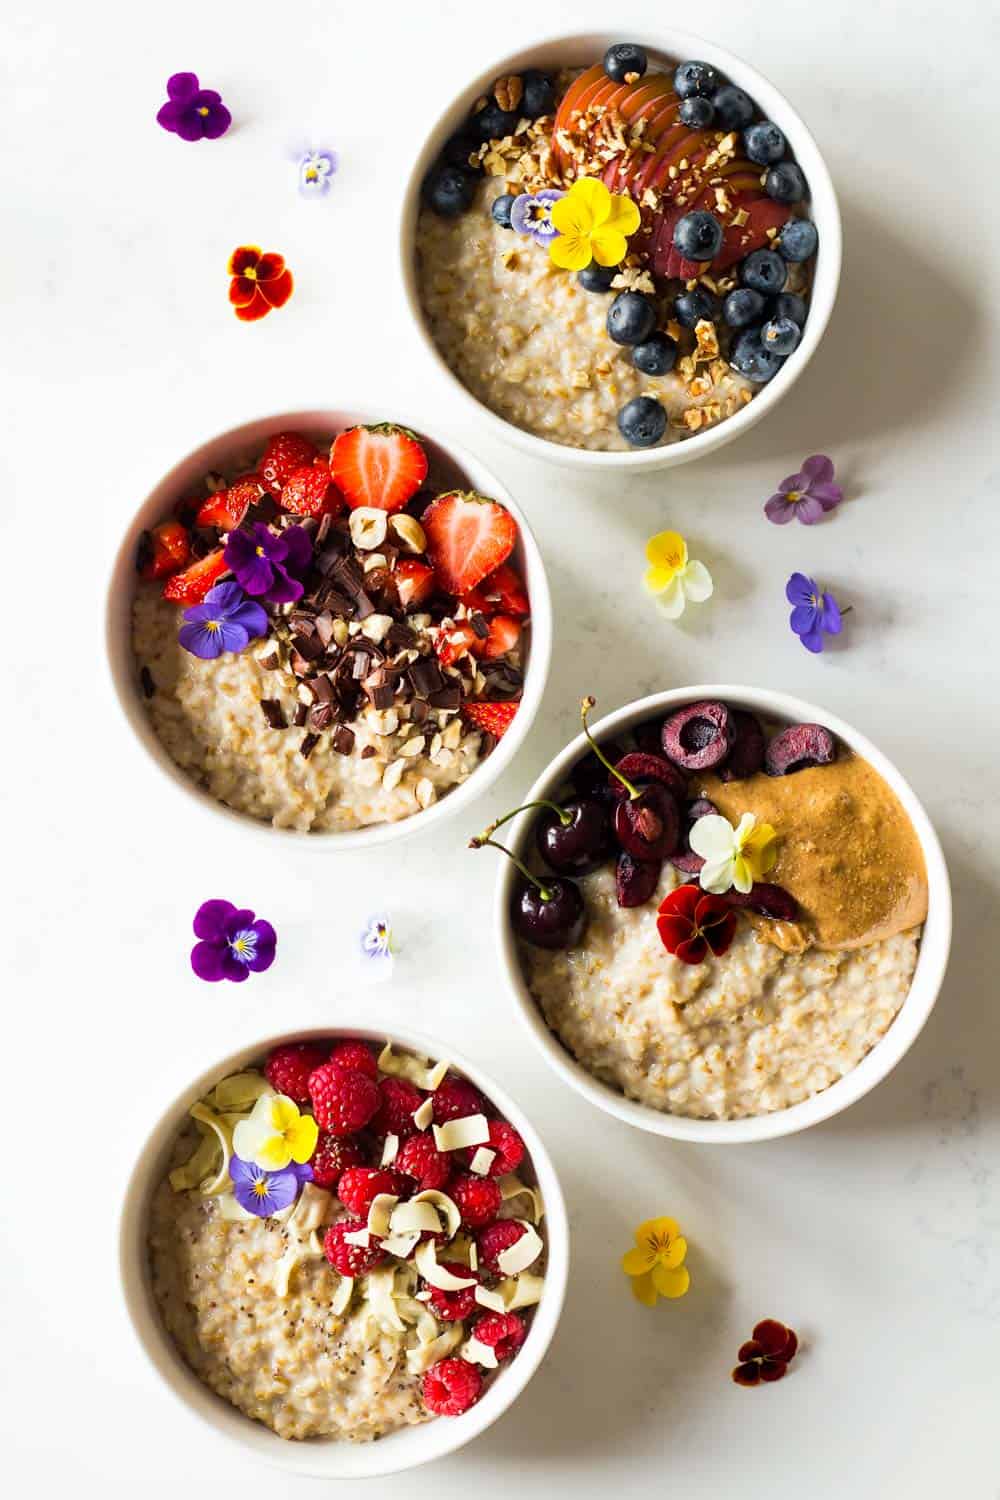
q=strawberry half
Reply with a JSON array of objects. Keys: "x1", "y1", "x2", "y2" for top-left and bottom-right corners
[
  {"x1": 478, "y1": 562, "x2": 529, "y2": 618},
  {"x1": 162, "y1": 549, "x2": 229, "y2": 604},
  {"x1": 329, "y1": 424, "x2": 428, "y2": 513},
  {"x1": 195, "y1": 475, "x2": 263, "y2": 531},
  {"x1": 138, "y1": 521, "x2": 191, "y2": 581},
  {"x1": 460, "y1": 701, "x2": 518, "y2": 739},
  {"x1": 258, "y1": 432, "x2": 319, "y2": 496},
  {"x1": 280, "y1": 463, "x2": 345, "y2": 518},
  {"x1": 396, "y1": 558, "x2": 437, "y2": 609},
  {"x1": 480, "y1": 615, "x2": 521, "y2": 660},
  {"x1": 422, "y1": 491, "x2": 518, "y2": 595}
]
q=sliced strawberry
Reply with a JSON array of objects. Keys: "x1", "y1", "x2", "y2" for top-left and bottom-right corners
[
  {"x1": 422, "y1": 491, "x2": 518, "y2": 595},
  {"x1": 460, "y1": 701, "x2": 518, "y2": 739},
  {"x1": 329, "y1": 424, "x2": 428, "y2": 513},
  {"x1": 280, "y1": 463, "x2": 345, "y2": 518},
  {"x1": 258, "y1": 432, "x2": 318, "y2": 496},
  {"x1": 395, "y1": 558, "x2": 437, "y2": 609},
  {"x1": 478, "y1": 562, "x2": 529, "y2": 618},
  {"x1": 138, "y1": 521, "x2": 191, "y2": 581},
  {"x1": 436, "y1": 622, "x2": 480, "y2": 667},
  {"x1": 162, "y1": 548, "x2": 229, "y2": 604},
  {"x1": 480, "y1": 614, "x2": 522, "y2": 660},
  {"x1": 195, "y1": 475, "x2": 263, "y2": 531},
  {"x1": 458, "y1": 584, "x2": 493, "y2": 615}
]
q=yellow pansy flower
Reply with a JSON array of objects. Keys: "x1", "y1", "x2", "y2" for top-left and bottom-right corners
[
  {"x1": 689, "y1": 810, "x2": 778, "y2": 895},
  {"x1": 644, "y1": 530, "x2": 714, "y2": 620},
  {"x1": 549, "y1": 177, "x2": 641, "y2": 271},
  {"x1": 232, "y1": 1092, "x2": 318, "y2": 1171},
  {"x1": 622, "y1": 1216, "x2": 690, "y2": 1305}
]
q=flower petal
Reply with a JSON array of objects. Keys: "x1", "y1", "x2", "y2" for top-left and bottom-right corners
[
  {"x1": 809, "y1": 482, "x2": 843, "y2": 508},
  {"x1": 798, "y1": 624, "x2": 825, "y2": 653},
  {"x1": 234, "y1": 289, "x2": 272, "y2": 322},
  {"x1": 636, "y1": 1216, "x2": 680, "y2": 1244},
  {"x1": 228, "y1": 245, "x2": 262, "y2": 276},
  {"x1": 255, "y1": 251, "x2": 286, "y2": 282},
  {"x1": 731, "y1": 854, "x2": 754, "y2": 894},
  {"x1": 654, "y1": 576, "x2": 687, "y2": 619},
  {"x1": 789, "y1": 603, "x2": 819, "y2": 637},
  {"x1": 549, "y1": 194, "x2": 593, "y2": 238},
  {"x1": 601, "y1": 193, "x2": 641, "y2": 238},
  {"x1": 794, "y1": 495, "x2": 827, "y2": 525},
  {"x1": 680, "y1": 559, "x2": 713, "y2": 603},
  {"x1": 657, "y1": 1235, "x2": 687, "y2": 1270},
  {"x1": 651, "y1": 1263, "x2": 690, "y2": 1299},
  {"x1": 764, "y1": 493, "x2": 795, "y2": 524},
  {"x1": 589, "y1": 227, "x2": 627, "y2": 267},
  {"x1": 193, "y1": 900, "x2": 237, "y2": 941},
  {"x1": 785, "y1": 572, "x2": 816, "y2": 606},
  {"x1": 645, "y1": 530, "x2": 688, "y2": 572},
  {"x1": 688, "y1": 815, "x2": 736, "y2": 860},
  {"x1": 548, "y1": 232, "x2": 592, "y2": 270},
  {"x1": 630, "y1": 1269, "x2": 659, "y2": 1306},
  {"x1": 258, "y1": 268, "x2": 294, "y2": 309},
  {"x1": 622, "y1": 1246, "x2": 656, "y2": 1276},
  {"x1": 289, "y1": 1114, "x2": 319, "y2": 1162},
  {"x1": 178, "y1": 621, "x2": 225, "y2": 659},
  {"x1": 800, "y1": 454, "x2": 835, "y2": 486},
  {"x1": 698, "y1": 856, "x2": 735, "y2": 895},
  {"x1": 191, "y1": 939, "x2": 227, "y2": 981},
  {"x1": 247, "y1": 919, "x2": 277, "y2": 971},
  {"x1": 820, "y1": 591, "x2": 842, "y2": 634}
]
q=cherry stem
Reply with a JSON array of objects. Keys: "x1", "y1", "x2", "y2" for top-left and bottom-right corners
[
  {"x1": 468, "y1": 835, "x2": 554, "y2": 901},
  {"x1": 580, "y1": 696, "x2": 640, "y2": 800},
  {"x1": 478, "y1": 800, "x2": 570, "y2": 840}
]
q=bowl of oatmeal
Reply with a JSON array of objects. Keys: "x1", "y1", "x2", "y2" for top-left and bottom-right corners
[
  {"x1": 487, "y1": 688, "x2": 950, "y2": 1141},
  {"x1": 106, "y1": 411, "x2": 551, "y2": 845},
  {"x1": 120, "y1": 1025, "x2": 568, "y2": 1478},
  {"x1": 401, "y1": 29, "x2": 840, "y2": 467}
]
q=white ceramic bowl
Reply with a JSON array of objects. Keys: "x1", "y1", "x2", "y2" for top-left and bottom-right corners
[
  {"x1": 119, "y1": 1023, "x2": 569, "y2": 1478},
  {"x1": 494, "y1": 687, "x2": 951, "y2": 1142},
  {"x1": 105, "y1": 409, "x2": 552, "y2": 848},
  {"x1": 400, "y1": 27, "x2": 842, "y2": 471}
]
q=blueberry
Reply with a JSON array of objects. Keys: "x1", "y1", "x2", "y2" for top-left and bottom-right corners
[
  {"x1": 712, "y1": 85, "x2": 755, "y2": 131},
  {"x1": 474, "y1": 98, "x2": 519, "y2": 142},
  {"x1": 730, "y1": 329, "x2": 783, "y2": 383},
  {"x1": 424, "y1": 164, "x2": 477, "y2": 217},
  {"x1": 774, "y1": 291, "x2": 807, "y2": 326},
  {"x1": 441, "y1": 130, "x2": 481, "y2": 170},
  {"x1": 577, "y1": 261, "x2": 618, "y2": 293},
  {"x1": 776, "y1": 218, "x2": 818, "y2": 262},
  {"x1": 766, "y1": 161, "x2": 807, "y2": 203},
  {"x1": 678, "y1": 96, "x2": 715, "y2": 128},
  {"x1": 674, "y1": 60, "x2": 719, "y2": 99},
  {"x1": 632, "y1": 333, "x2": 678, "y2": 376},
  {"x1": 521, "y1": 70, "x2": 555, "y2": 118},
  {"x1": 743, "y1": 120, "x2": 786, "y2": 165},
  {"x1": 604, "y1": 43, "x2": 648, "y2": 83},
  {"x1": 674, "y1": 287, "x2": 718, "y2": 328},
  {"x1": 607, "y1": 291, "x2": 657, "y2": 346},
  {"x1": 618, "y1": 396, "x2": 667, "y2": 447},
  {"x1": 672, "y1": 210, "x2": 724, "y2": 262},
  {"x1": 741, "y1": 248, "x2": 787, "y2": 295},
  {"x1": 761, "y1": 317, "x2": 801, "y2": 356},
  {"x1": 723, "y1": 287, "x2": 766, "y2": 328},
  {"x1": 491, "y1": 193, "x2": 516, "y2": 229}
]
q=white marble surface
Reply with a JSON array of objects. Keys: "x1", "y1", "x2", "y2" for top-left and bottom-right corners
[{"x1": 3, "y1": 0, "x2": 999, "y2": 1493}]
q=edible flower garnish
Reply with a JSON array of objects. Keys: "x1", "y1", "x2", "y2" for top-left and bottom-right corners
[
  {"x1": 229, "y1": 1155, "x2": 312, "y2": 1217},
  {"x1": 156, "y1": 72, "x2": 231, "y2": 141},
  {"x1": 689, "y1": 812, "x2": 777, "y2": 895},
  {"x1": 360, "y1": 915, "x2": 395, "y2": 980},
  {"x1": 548, "y1": 177, "x2": 641, "y2": 270},
  {"x1": 233, "y1": 1093, "x2": 318, "y2": 1170},
  {"x1": 509, "y1": 188, "x2": 564, "y2": 247},
  {"x1": 178, "y1": 581, "x2": 267, "y2": 660},
  {"x1": 643, "y1": 530, "x2": 714, "y2": 619},
  {"x1": 190, "y1": 899, "x2": 277, "y2": 983},
  {"x1": 622, "y1": 1217, "x2": 690, "y2": 1305},
  {"x1": 786, "y1": 572, "x2": 846, "y2": 654},
  {"x1": 732, "y1": 1319, "x2": 799, "y2": 1385},
  {"x1": 228, "y1": 245, "x2": 294, "y2": 322},
  {"x1": 297, "y1": 146, "x2": 338, "y2": 197},
  {"x1": 765, "y1": 455, "x2": 843, "y2": 526},
  {"x1": 656, "y1": 884, "x2": 737, "y2": 964},
  {"x1": 224, "y1": 522, "x2": 312, "y2": 603}
]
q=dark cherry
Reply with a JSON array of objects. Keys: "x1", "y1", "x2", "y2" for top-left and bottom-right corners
[
  {"x1": 671, "y1": 797, "x2": 716, "y2": 875},
  {"x1": 633, "y1": 720, "x2": 664, "y2": 755},
  {"x1": 764, "y1": 723, "x2": 837, "y2": 776},
  {"x1": 613, "y1": 781, "x2": 680, "y2": 860},
  {"x1": 512, "y1": 877, "x2": 586, "y2": 949},
  {"x1": 722, "y1": 883, "x2": 800, "y2": 923},
  {"x1": 719, "y1": 710, "x2": 765, "y2": 782},
  {"x1": 615, "y1": 851, "x2": 663, "y2": 908},
  {"x1": 661, "y1": 700, "x2": 734, "y2": 771},
  {"x1": 535, "y1": 797, "x2": 613, "y2": 876},
  {"x1": 608, "y1": 751, "x2": 688, "y2": 801}
]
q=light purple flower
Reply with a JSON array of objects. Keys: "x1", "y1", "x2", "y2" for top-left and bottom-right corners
[
  {"x1": 178, "y1": 581, "x2": 267, "y2": 660},
  {"x1": 298, "y1": 148, "x2": 338, "y2": 197},
  {"x1": 786, "y1": 572, "x2": 844, "y2": 654},
  {"x1": 191, "y1": 899, "x2": 277, "y2": 983},
  {"x1": 229, "y1": 1155, "x2": 312, "y2": 1216},
  {"x1": 224, "y1": 523, "x2": 312, "y2": 603},
  {"x1": 509, "y1": 188, "x2": 564, "y2": 246},
  {"x1": 764, "y1": 455, "x2": 844, "y2": 526},
  {"x1": 359, "y1": 914, "x2": 394, "y2": 982},
  {"x1": 156, "y1": 72, "x2": 231, "y2": 142}
]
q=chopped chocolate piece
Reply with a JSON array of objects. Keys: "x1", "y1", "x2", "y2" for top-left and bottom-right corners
[
  {"x1": 140, "y1": 665, "x2": 156, "y2": 699},
  {"x1": 190, "y1": 526, "x2": 218, "y2": 559},
  {"x1": 387, "y1": 622, "x2": 418, "y2": 651},
  {"x1": 289, "y1": 649, "x2": 313, "y2": 678},
  {"x1": 331, "y1": 725, "x2": 356, "y2": 756},
  {"x1": 249, "y1": 494, "x2": 279, "y2": 526},
  {"x1": 361, "y1": 744, "x2": 377, "y2": 758},
  {"x1": 293, "y1": 703, "x2": 308, "y2": 727},
  {"x1": 410, "y1": 699, "x2": 430, "y2": 724},
  {"x1": 480, "y1": 732, "x2": 497, "y2": 757},
  {"x1": 351, "y1": 650, "x2": 373, "y2": 681},
  {"x1": 257, "y1": 646, "x2": 281, "y2": 671},
  {"x1": 314, "y1": 611, "x2": 335, "y2": 648},
  {"x1": 260, "y1": 699, "x2": 287, "y2": 730},
  {"x1": 300, "y1": 732, "x2": 319, "y2": 760},
  {"x1": 408, "y1": 659, "x2": 445, "y2": 698},
  {"x1": 292, "y1": 632, "x2": 325, "y2": 662},
  {"x1": 428, "y1": 685, "x2": 462, "y2": 710},
  {"x1": 316, "y1": 513, "x2": 333, "y2": 545},
  {"x1": 364, "y1": 565, "x2": 392, "y2": 595},
  {"x1": 370, "y1": 684, "x2": 395, "y2": 710},
  {"x1": 297, "y1": 516, "x2": 319, "y2": 536},
  {"x1": 311, "y1": 674, "x2": 336, "y2": 704},
  {"x1": 316, "y1": 543, "x2": 348, "y2": 576},
  {"x1": 470, "y1": 612, "x2": 490, "y2": 640},
  {"x1": 308, "y1": 702, "x2": 336, "y2": 732},
  {"x1": 312, "y1": 584, "x2": 355, "y2": 616},
  {"x1": 289, "y1": 614, "x2": 317, "y2": 638}
]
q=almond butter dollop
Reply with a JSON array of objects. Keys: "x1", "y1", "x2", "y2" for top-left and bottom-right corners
[{"x1": 697, "y1": 753, "x2": 928, "y2": 951}]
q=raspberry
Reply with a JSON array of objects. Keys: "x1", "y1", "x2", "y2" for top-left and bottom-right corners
[
  {"x1": 370, "y1": 1076, "x2": 425, "y2": 1140},
  {"x1": 423, "y1": 1263, "x2": 479, "y2": 1322},
  {"x1": 432, "y1": 1076, "x2": 486, "y2": 1125},
  {"x1": 257, "y1": 431, "x2": 318, "y2": 495},
  {"x1": 462, "y1": 1120, "x2": 525, "y2": 1178},
  {"x1": 472, "y1": 1312, "x2": 526, "y2": 1360},
  {"x1": 328, "y1": 1040, "x2": 379, "y2": 1080},
  {"x1": 263, "y1": 1042, "x2": 330, "y2": 1103},
  {"x1": 323, "y1": 1218, "x2": 386, "y2": 1277},
  {"x1": 475, "y1": 1220, "x2": 526, "y2": 1276},
  {"x1": 337, "y1": 1166, "x2": 410, "y2": 1217},
  {"x1": 309, "y1": 1133, "x2": 367, "y2": 1190},
  {"x1": 308, "y1": 1062, "x2": 380, "y2": 1137},
  {"x1": 449, "y1": 1173, "x2": 502, "y2": 1230},
  {"x1": 422, "y1": 1357, "x2": 482, "y2": 1417},
  {"x1": 395, "y1": 1133, "x2": 453, "y2": 1191}
]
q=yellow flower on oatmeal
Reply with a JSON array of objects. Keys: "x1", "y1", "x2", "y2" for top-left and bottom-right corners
[
  {"x1": 549, "y1": 177, "x2": 641, "y2": 270},
  {"x1": 232, "y1": 1092, "x2": 318, "y2": 1171},
  {"x1": 622, "y1": 1216, "x2": 690, "y2": 1305}
]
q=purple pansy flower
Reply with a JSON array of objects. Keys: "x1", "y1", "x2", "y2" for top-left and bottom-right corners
[
  {"x1": 156, "y1": 72, "x2": 232, "y2": 142},
  {"x1": 229, "y1": 1155, "x2": 312, "y2": 1217},
  {"x1": 178, "y1": 581, "x2": 267, "y2": 660},
  {"x1": 224, "y1": 523, "x2": 312, "y2": 603},
  {"x1": 765, "y1": 455, "x2": 844, "y2": 526},
  {"x1": 298, "y1": 147, "x2": 338, "y2": 197},
  {"x1": 509, "y1": 188, "x2": 565, "y2": 246},
  {"x1": 786, "y1": 572, "x2": 844, "y2": 654},
  {"x1": 190, "y1": 899, "x2": 277, "y2": 983}
]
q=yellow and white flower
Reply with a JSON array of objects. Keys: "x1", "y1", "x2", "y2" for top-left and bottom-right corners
[
  {"x1": 643, "y1": 530, "x2": 714, "y2": 620},
  {"x1": 232, "y1": 1092, "x2": 318, "y2": 1171},
  {"x1": 689, "y1": 811, "x2": 778, "y2": 895}
]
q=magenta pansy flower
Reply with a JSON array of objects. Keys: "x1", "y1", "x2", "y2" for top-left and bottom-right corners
[
  {"x1": 224, "y1": 523, "x2": 312, "y2": 604},
  {"x1": 191, "y1": 899, "x2": 277, "y2": 983},
  {"x1": 157, "y1": 72, "x2": 232, "y2": 142},
  {"x1": 765, "y1": 455, "x2": 843, "y2": 525}
]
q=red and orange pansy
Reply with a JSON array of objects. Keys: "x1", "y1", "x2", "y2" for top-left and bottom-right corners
[{"x1": 228, "y1": 246, "x2": 294, "y2": 322}]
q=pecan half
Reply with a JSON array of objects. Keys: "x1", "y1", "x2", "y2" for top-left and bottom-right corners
[{"x1": 494, "y1": 74, "x2": 523, "y2": 113}]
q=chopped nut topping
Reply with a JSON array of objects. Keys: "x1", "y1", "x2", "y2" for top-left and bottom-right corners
[{"x1": 494, "y1": 74, "x2": 523, "y2": 113}]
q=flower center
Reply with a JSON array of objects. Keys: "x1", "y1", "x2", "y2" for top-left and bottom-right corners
[
  {"x1": 305, "y1": 167, "x2": 318, "y2": 180},
  {"x1": 251, "y1": 1175, "x2": 270, "y2": 1198},
  {"x1": 230, "y1": 929, "x2": 258, "y2": 963},
  {"x1": 244, "y1": 266, "x2": 258, "y2": 281},
  {"x1": 810, "y1": 591, "x2": 823, "y2": 609},
  {"x1": 648, "y1": 1232, "x2": 673, "y2": 1256},
  {"x1": 204, "y1": 619, "x2": 220, "y2": 633},
  {"x1": 786, "y1": 489, "x2": 802, "y2": 504},
  {"x1": 197, "y1": 106, "x2": 209, "y2": 117},
  {"x1": 255, "y1": 545, "x2": 266, "y2": 556}
]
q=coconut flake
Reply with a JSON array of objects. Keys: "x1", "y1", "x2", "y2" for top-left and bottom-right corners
[
  {"x1": 331, "y1": 1275, "x2": 354, "y2": 1315},
  {"x1": 474, "y1": 1284, "x2": 507, "y2": 1313},
  {"x1": 367, "y1": 1192, "x2": 399, "y2": 1239},
  {"x1": 469, "y1": 1241, "x2": 479, "y2": 1271},
  {"x1": 500, "y1": 1272, "x2": 545, "y2": 1310},
  {"x1": 412, "y1": 1189, "x2": 461, "y2": 1239},
  {"x1": 288, "y1": 1183, "x2": 333, "y2": 1234},
  {"x1": 433, "y1": 1114, "x2": 490, "y2": 1153},
  {"x1": 380, "y1": 1133, "x2": 400, "y2": 1166},
  {"x1": 381, "y1": 1231, "x2": 420, "y2": 1258},
  {"x1": 498, "y1": 1174, "x2": 545, "y2": 1224},
  {"x1": 414, "y1": 1240, "x2": 477, "y2": 1290},
  {"x1": 469, "y1": 1147, "x2": 496, "y2": 1176},
  {"x1": 343, "y1": 1225, "x2": 371, "y2": 1248},
  {"x1": 412, "y1": 1097, "x2": 434, "y2": 1130},
  {"x1": 364, "y1": 1265, "x2": 407, "y2": 1332},
  {"x1": 377, "y1": 1044, "x2": 452, "y2": 1093},
  {"x1": 497, "y1": 1220, "x2": 543, "y2": 1275},
  {"x1": 406, "y1": 1323, "x2": 463, "y2": 1375},
  {"x1": 389, "y1": 1200, "x2": 443, "y2": 1236},
  {"x1": 461, "y1": 1335, "x2": 500, "y2": 1369}
]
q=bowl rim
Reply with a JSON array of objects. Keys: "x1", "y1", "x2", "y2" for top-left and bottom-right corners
[
  {"x1": 398, "y1": 25, "x2": 843, "y2": 471},
  {"x1": 493, "y1": 685, "x2": 952, "y2": 1142},
  {"x1": 104, "y1": 407, "x2": 552, "y2": 850},
  {"x1": 118, "y1": 1021, "x2": 570, "y2": 1478}
]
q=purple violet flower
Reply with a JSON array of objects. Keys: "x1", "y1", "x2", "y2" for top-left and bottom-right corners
[
  {"x1": 786, "y1": 572, "x2": 844, "y2": 654},
  {"x1": 509, "y1": 188, "x2": 565, "y2": 247},
  {"x1": 765, "y1": 455, "x2": 844, "y2": 526},
  {"x1": 156, "y1": 72, "x2": 232, "y2": 142},
  {"x1": 298, "y1": 148, "x2": 338, "y2": 197},
  {"x1": 191, "y1": 899, "x2": 277, "y2": 983},
  {"x1": 224, "y1": 523, "x2": 312, "y2": 603},
  {"x1": 229, "y1": 1155, "x2": 312, "y2": 1217},
  {"x1": 178, "y1": 581, "x2": 267, "y2": 660}
]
